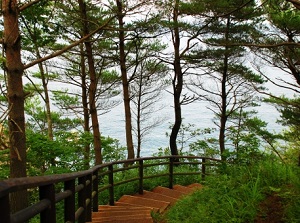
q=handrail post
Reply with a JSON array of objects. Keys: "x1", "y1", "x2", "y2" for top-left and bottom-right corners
[
  {"x1": 108, "y1": 164, "x2": 114, "y2": 206},
  {"x1": 169, "y1": 157, "x2": 174, "y2": 189},
  {"x1": 78, "y1": 176, "x2": 87, "y2": 223},
  {"x1": 138, "y1": 160, "x2": 144, "y2": 194},
  {"x1": 202, "y1": 158, "x2": 206, "y2": 181},
  {"x1": 0, "y1": 194, "x2": 11, "y2": 223},
  {"x1": 92, "y1": 170, "x2": 99, "y2": 212},
  {"x1": 64, "y1": 179, "x2": 75, "y2": 222},
  {"x1": 86, "y1": 174, "x2": 92, "y2": 222},
  {"x1": 40, "y1": 184, "x2": 56, "y2": 223}
]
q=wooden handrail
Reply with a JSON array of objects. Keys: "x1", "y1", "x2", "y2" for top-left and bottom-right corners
[{"x1": 0, "y1": 155, "x2": 221, "y2": 223}]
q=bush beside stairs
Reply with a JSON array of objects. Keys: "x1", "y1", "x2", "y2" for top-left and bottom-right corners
[{"x1": 88, "y1": 183, "x2": 202, "y2": 223}]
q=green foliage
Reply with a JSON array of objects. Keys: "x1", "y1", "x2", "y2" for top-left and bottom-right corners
[
  {"x1": 265, "y1": 96, "x2": 300, "y2": 166},
  {"x1": 25, "y1": 128, "x2": 128, "y2": 176},
  {"x1": 102, "y1": 136, "x2": 126, "y2": 163},
  {"x1": 179, "y1": 1, "x2": 205, "y2": 15},
  {"x1": 189, "y1": 138, "x2": 220, "y2": 158},
  {"x1": 0, "y1": 149, "x2": 9, "y2": 180},
  {"x1": 226, "y1": 110, "x2": 281, "y2": 162},
  {"x1": 188, "y1": 127, "x2": 220, "y2": 158},
  {"x1": 52, "y1": 90, "x2": 80, "y2": 111},
  {"x1": 21, "y1": 0, "x2": 61, "y2": 50},
  {"x1": 278, "y1": 127, "x2": 300, "y2": 166},
  {"x1": 266, "y1": 96, "x2": 300, "y2": 128},
  {"x1": 25, "y1": 96, "x2": 82, "y2": 133},
  {"x1": 183, "y1": 110, "x2": 282, "y2": 163},
  {"x1": 26, "y1": 130, "x2": 88, "y2": 175},
  {"x1": 101, "y1": 70, "x2": 120, "y2": 85},
  {"x1": 166, "y1": 158, "x2": 300, "y2": 223},
  {"x1": 166, "y1": 122, "x2": 218, "y2": 155},
  {"x1": 265, "y1": 0, "x2": 300, "y2": 31}
]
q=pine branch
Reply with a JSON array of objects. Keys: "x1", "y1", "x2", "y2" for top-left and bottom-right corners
[{"x1": 24, "y1": 16, "x2": 115, "y2": 69}]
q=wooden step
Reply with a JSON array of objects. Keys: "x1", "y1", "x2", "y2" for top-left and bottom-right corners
[
  {"x1": 89, "y1": 216, "x2": 154, "y2": 223},
  {"x1": 91, "y1": 206, "x2": 154, "y2": 223},
  {"x1": 97, "y1": 205, "x2": 153, "y2": 212},
  {"x1": 134, "y1": 190, "x2": 178, "y2": 205},
  {"x1": 151, "y1": 186, "x2": 186, "y2": 199},
  {"x1": 117, "y1": 195, "x2": 170, "y2": 213},
  {"x1": 173, "y1": 184, "x2": 195, "y2": 194},
  {"x1": 93, "y1": 213, "x2": 152, "y2": 221},
  {"x1": 115, "y1": 201, "x2": 160, "y2": 213},
  {"x1": 93, "y1": 209, "x2": 151, "y2": 217}
]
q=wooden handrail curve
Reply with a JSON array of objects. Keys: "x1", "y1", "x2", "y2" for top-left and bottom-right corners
[{"x1": 0, "y1": 155, "x2": 221, "y2": 223}]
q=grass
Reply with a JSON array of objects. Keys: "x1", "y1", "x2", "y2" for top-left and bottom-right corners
[{"x1": 166, "y1": 157, "x2": 300, "y2": 223}]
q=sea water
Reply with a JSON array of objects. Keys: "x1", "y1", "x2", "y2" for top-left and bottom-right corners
[{"x1": 100, "y1": 91, "x2": 285, "y2": 157}]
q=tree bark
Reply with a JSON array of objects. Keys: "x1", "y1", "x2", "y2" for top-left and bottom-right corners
[
  {"x1": 136, "y1": 73, "x2": 143, "y2": 158},
  {"x1": 78, "y1": 0, "x2": 102, "y2": 165},
  {"x1": 36, "y1": 52, "x2": 54, "y2": 140},
  {"x1": 3, "y1": 0, "x2": 28, "y2": 213},
  {"x1": 37, "y1": 52, "x2": 56, "y2": 166},
  {"x1": 169, "y1": 0, "x2": 181, "y2": 157},
  {"x1": 219, "y1": 16, "x2": 231, "y2": 161},
  {"x1": 80, "y1": 42, "x2": 91, "y2": 169},
  {"x1": 116, "y1": 0, "x2": 135, "y2": 160}
]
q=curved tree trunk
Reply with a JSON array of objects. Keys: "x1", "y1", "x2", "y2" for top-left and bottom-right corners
[
  {"x1": 169, "y1": 0, "x2": 181, "y2": 158},
  {"x1": 3, "y1": 0, "x2": 28, "y2": 213},
  {"x1": 219, "y1": 16, "x2": 231, "y2": 161}
]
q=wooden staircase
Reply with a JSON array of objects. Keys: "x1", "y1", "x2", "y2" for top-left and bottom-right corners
[{"x1": 88, "y1": 183, "x2": 202, "y2": 223}]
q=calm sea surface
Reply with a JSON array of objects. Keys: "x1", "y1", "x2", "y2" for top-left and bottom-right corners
[
  {"x1": 99, "y1": 67, "x2": 296, "y2": 157},
  {"x1": 101, "y1": 87, "x2": 287, "y2": 157}
]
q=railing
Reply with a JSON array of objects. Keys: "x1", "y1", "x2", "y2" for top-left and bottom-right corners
[{"x1": 0, "y1": 155, "x2": 221, "y2": 223}]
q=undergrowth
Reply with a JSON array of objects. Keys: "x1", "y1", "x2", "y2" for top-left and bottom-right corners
[{"x1": 166, "y1": 158, "x2": 300, "y2": 223}]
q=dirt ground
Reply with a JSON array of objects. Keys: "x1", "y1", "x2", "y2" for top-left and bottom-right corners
[{"x1": 255, "y1": 193, "x2": 285, "y2": 223}]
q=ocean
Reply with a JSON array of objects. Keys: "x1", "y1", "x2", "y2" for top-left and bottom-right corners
[{"x1": 100, "y1": 89, "x2": 286, "y2": 157}]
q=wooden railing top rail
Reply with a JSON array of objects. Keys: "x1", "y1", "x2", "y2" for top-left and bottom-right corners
[{"x1": 0, "y1": 155, "x2": 220, "y2": 195}]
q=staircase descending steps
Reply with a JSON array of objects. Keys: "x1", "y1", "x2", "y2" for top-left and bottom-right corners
[{"x1": 89, "y1": 183, "x2": 202, "y2": 223}]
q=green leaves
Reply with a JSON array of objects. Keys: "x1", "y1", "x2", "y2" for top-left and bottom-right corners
[
  {"x1": 179, "y1": 1, "x2": 205, "y2": 15},
  {"x1": 265, "y1": 0, "x2": 300, "y2": 32},
  {"x1": 21, "y1": 0, "x2": 61, "y2": 50},
  {"x1": 167, "y1": 159, "x2": 299, "y2": 223}
]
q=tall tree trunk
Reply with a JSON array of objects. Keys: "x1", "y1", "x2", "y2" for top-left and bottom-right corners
[
  {"x1": 78, "y1": 0, "x2": 102, "y2": 165},
  {"x1": 3, "y1": 0, "x2": 28, "y2": 213},
  {"x1": 36, "y1": 52, "x2": 54, "y2": 140},
  {"x1": 80, "y1": 43, "x2": 91, "y2": 169},
  {"x1": 169, "y1": 0, "x2": 181, "y2": 157},
  {"x1": 136, "y1": 74, "x2": 143, "y2": 158},
  {"x1": 235, "y1": 108, "x2": 243, "y2": 159},
  {"x1": 219, "y1": 16, "x2": 230, "y2": 161},
  {"x1": 116, "y1": 0, "x2": 135, "y2": 160},
  {"x1": 36, "y1": 50, "x2": 56, "y2": 167}
]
